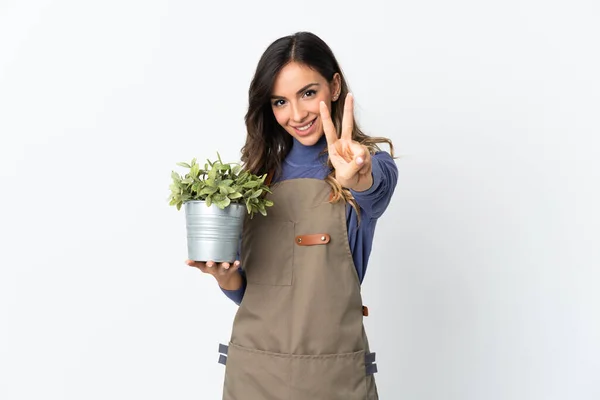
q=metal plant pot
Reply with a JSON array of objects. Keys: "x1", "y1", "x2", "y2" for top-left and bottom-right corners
[{"x1": 184, "y1": 201, "x2": 246, "y2": 263}]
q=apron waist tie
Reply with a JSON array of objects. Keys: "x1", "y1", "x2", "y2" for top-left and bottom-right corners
[
  {"x1": 218, "y1": 343, "x2": 228, "y2": 365},
  {"x1": 365, "y1": 352, "x2": 378, "y2": 375}
]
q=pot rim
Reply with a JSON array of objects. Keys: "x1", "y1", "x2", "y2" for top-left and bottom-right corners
[{"x1": 184, "y1": 200, "x2": 246, "y2": 208}]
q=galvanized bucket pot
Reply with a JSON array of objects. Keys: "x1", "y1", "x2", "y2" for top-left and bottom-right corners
[{"x1": 184, "y1": 201, "x2": 246, "y2": 263}]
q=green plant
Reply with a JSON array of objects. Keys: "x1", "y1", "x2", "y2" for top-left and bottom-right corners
[{"x1": 169, "y1": 153, "x2": 273, "y2": 218}]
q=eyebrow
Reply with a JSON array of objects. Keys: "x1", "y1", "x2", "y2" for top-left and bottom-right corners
[{"x1": 271, "y1": 83, "x2": 320, "y2": 99}]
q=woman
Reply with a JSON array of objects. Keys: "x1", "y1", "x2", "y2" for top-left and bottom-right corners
[{"x1": 186, "y1": 31, "x2": 397, "y2": 400}]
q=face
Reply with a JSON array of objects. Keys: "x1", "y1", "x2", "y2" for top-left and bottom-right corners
[{"x1": 271, "y1": 62, "x2": 340, "y2": 146}]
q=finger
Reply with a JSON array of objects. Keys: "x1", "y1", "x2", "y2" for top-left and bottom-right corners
[
  {"x1": 358, "y1": 161, "x2": 372, "y2": 176},
  {"x1": 341, "y1": 145, "x2": 370, "y2": 178},
  {"x1": 358, "y1": 156, "x2": 371, "y2": 172},
  {"x1": 222, "y1": 261, "x2": 240, "y2": 274},
  {"x1": 350, "y1": 143, "x2": 368, "y2": 167},
  {"x1": 319, "y1": 101, "x2": 338, "y2": 146},
  {"x1": 359, "y1": 147, "x2": 371, "y2": 170},
  {"x1": 221, "y1": 262, "x2": 231, "y2": 270},
  {"x1": 186, "y1": 259, "x2": 205, "y2": 268},
  {"x1": 186, "y1": 260, "x2": 210, "y2": 274},
  {"x1": 341, "y1": 93, "x2": 354, "y2": 141}
]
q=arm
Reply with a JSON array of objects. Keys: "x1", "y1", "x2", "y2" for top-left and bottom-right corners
[
  {"x1": 319, "y1": 95, "x2": 398, "y2": 214},
  {"x1": 220, "y1": 235, "x2": 246, "y2": 305},
  {"x1": 220, "y1": 268, "x2": 246, "y2": 305},
  {"x1": 350, "y1": 151, "x2": 398, "y2": 218}
]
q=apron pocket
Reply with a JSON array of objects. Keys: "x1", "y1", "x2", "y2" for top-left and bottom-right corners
[
  {"x1": 242, "y1": 219, "x2": 294, "y2": 286},
  {"x1": 223, "y1": 342, "x2": 290, "y2": 400},
  {"x1": 290, "y1": 350, "x2": 367, "y2": 400}
]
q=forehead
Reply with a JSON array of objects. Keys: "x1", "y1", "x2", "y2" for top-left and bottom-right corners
[{"x1": 272, "y1": 62, "x2": 327, "y2": 95}]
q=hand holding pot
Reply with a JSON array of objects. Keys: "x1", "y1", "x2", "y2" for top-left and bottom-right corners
[{"x1": 186, "y1": 259, "x2": 243, "y2": 290}]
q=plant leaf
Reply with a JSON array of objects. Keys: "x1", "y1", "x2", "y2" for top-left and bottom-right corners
[
  {"x1": 206, "y1": 177, "x2": 216, "y2": 188},
  {"x1": 191, "y1": 163, "x2": 200, "y2": 177},
  {"x1": 208, "y1": 166, "x2": 217, "y2": 181},
  {"x1": 215, "y1": 196, "x2": 231, "y2": 209},
  {"x1": 243, "y1": 181, "x2": 260, "y2": 189},
  {"x1": 249, "y1": 189, "x2": 263, "y2": 199},
  {"x1": 200, "y1": 186, "x2": 218, "y2": 196},
  {"x1": 219, "y1": 185, "x2": 235, "y2": 195}
]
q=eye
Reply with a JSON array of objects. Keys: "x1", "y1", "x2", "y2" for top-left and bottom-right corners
[
  {"x1": 273, "y1": 99, "x2": 285, "y2": 107},
  {"x1": 303, "y1": 89, "x2": 317, "y2": 98}
]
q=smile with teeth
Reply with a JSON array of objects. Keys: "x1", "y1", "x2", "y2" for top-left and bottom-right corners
[{"x1": 294, "y1": 119, "x2": 316, "y2": 131}]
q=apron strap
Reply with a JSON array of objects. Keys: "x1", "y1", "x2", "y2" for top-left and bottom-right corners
[{"x1": 265, "y1": 170, "x2": 274, "y2": 187}]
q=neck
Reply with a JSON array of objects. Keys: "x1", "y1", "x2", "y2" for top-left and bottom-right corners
[{"x1": 286, "y1": 135, "x2": 328, "y2": 166}]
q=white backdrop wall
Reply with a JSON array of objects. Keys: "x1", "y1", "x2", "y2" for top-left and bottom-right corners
[{"x1": 1, "y1": 1, "x2": 598, "y2": 399}]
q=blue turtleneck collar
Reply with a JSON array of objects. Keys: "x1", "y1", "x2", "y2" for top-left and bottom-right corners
[
  {"x1": 276, "y1": 134, "x2": 331, "y2": 182},
  {"x1": 285, "y1": 135, "x2": 328, "y2": 167}
]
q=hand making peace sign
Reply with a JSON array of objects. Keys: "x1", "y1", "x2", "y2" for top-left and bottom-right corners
[{"x1": 319, "y1": 93, "x2": 373, "y2": 192}]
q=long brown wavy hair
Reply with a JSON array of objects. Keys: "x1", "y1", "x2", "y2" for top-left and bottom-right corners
[{"x1": 241, "y1": 32, "x2": 394, "y2": 210}]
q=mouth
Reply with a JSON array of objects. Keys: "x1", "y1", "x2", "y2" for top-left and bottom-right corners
[{"x1": 291, "y1": 118, "x2": 317, "y2": 135}]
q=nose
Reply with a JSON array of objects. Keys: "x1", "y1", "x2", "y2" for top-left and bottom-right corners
[{"x1": 290, "y1": 102, "x2": 308, "y2": 123}]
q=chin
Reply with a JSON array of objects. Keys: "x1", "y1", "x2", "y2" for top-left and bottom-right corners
[{"x1": 294, "y1": 133, "x2": 324, "y2": 146}]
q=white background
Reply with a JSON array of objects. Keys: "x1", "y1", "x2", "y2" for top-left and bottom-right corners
[{"x1": 1, "y1": 1, "x2": 599, "y2": 399}]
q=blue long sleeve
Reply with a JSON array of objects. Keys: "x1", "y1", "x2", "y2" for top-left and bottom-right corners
[
  {"x1": 350, "y1": 152, "x2": 398, "y2": 219},
  {"x1": 346, "y1": 151, "x2": 398, "y2": 283}
]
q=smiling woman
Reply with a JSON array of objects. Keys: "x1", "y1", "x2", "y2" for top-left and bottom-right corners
[{"x1": 186, "y1": 31, "x2": 398, "y2": 400}]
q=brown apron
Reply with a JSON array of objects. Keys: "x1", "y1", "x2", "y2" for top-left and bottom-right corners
[{"x1": 218, "y1": 178, "x2": 379, "y2": 400}]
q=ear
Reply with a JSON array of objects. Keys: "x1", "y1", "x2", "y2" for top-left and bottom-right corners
[{"x1": 330, "y1": 73, "x2": 342, "y2": 101}]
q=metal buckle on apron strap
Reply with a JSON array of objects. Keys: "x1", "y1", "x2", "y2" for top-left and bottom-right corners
[
  {"x1": 218, "y1": 343, "x2": 228, "y2": 365},
  {"x1": 365, "y1": 352, "x2": 378, "y2": 375},
  {"x1": 295, "y1": 234, "x2": 331, "y2": 246}
]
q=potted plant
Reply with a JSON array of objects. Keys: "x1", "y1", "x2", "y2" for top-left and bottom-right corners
[{"x1": 169, "y1": 154, "x2": 273, "y2": 262}]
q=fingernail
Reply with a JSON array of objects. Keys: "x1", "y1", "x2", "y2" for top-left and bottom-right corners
[
  {"x1": 348, "y1": 92, "x2": 353, "y2": 97},
  {"x1": 356, "y1": 157, "x2": 364, "y2": 165},
  {"x1": 207, "y1": 262, "x2": 213, "y2": 268},
  {"x1": 234, "y1": 261, "x2": 240, "y2": 267}
]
